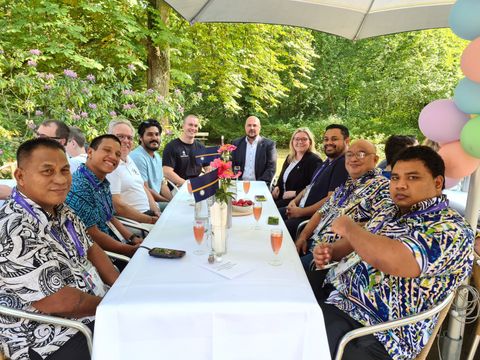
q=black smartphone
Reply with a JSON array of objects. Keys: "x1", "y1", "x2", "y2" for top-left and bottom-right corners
[
  {"x1": 255, "y1": 195, "x2": 267, "y2": 202},
  {"x1": 148, "y1": 247, "x2": 186, "y2": 259}
]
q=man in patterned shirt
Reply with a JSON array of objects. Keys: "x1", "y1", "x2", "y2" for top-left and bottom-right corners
[
  {"x1": 0, "y1": 138, "x2": 119, "y2": 360},
  {"x1": 295, "y1": 139, "x2": 392, "y2": 270},
  {"x1": 66, "y1": 135, "x2": 142, "y2": 258},
  {"x1": 313, "y1": 146, "x2": 474, "y2": 360}
]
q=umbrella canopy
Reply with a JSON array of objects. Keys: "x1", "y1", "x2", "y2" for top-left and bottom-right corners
[{"x1": 164, "y1": 0, "x2": 455, "y2": 40}]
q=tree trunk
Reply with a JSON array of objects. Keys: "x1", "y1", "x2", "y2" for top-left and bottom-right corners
[{"x1": 147, "y1": 0, "x2": 170, "y2": 98}]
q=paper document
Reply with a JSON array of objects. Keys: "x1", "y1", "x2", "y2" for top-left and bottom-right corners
[{"x1": 199, "y1": 258, "x2": 255, "y2": 279}]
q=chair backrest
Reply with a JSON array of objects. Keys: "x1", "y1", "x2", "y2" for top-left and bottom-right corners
[
  {"x1": 334, "y1": 291, "x2": 455, "y2": 360},
  {"x1": 0, "y1": 305, "x2": 93, "y2": 355}
]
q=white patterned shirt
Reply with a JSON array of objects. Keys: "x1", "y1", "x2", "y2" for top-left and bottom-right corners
[{"x1": 0, "y1": 191, "x2": 96, "y2": 360}]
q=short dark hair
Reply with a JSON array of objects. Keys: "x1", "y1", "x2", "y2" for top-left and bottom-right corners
[
  {"x1": 138, "y1": 119, "x2": 162, "y2": 138},
  {"x1": 385, "y1": 135, "x2": 417, "y2": 166},
  {"x1": 68, "y1": 126, "x2": 86, "y2": 147},
  {"x1": 17, "y1": 138, "x2": 66, "y2": 167},
  {"x1": 40, "y1": 120, "x2": 70, "y2": 142},
  {"x1": 392, "y1": 145, "x2": 445, "y2": 188},
  {"x1": 89, "y1": 134, "x2": 121, "y2": 150},
  {"x1": 325, "y1": 124, "x2": 349, "y2": 139}
]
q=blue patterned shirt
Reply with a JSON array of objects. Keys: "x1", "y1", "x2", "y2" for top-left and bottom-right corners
[
  {"x1": 66, "y1": 164, "x2": 114, "y2": 236},
  {"x1": 313, "y1": 168, "x2": 392, "y2": 245},
  {"x1": 325, "y1": 195, "x2": 474, "y2": 360}
]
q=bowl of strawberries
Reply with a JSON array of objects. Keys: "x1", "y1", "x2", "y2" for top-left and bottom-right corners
[{"x1": 232, "y1": 199, "x2": 253, "y2": 215}]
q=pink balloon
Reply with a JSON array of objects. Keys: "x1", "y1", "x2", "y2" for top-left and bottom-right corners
[
  {"x1": 461, "y1": 37, "x2": 480, "y2": 83},
  {"x1": 438, "y1": 141, "x2": 480, "y2": 178},
  {"x1": 444, "y1": 176, "x2": 461, "y2": 189},
  {"x1": 418, "y1": 99, "x2": 469, "y2": 143}
]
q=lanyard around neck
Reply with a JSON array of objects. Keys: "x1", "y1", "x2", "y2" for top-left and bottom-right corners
[
  {"x1": 78, "y1": 166, "x2": 112, "y2": 220},
  {"x1": 12, "y1": 188, "x2": 85, "y2": 257}
]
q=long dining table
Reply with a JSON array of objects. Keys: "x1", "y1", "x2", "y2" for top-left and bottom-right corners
[{"x1": 92, "y1": 181, "x2": 330, "y2": 359}]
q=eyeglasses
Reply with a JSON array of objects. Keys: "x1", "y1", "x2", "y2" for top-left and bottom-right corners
[
  {"x1": 35, "y1": 132, "x2": 62, "y2": 140},
  {"x1": 294, "y1": 137, "x2": 309, "y2": 143},
  {"x1": 116, "y1": 134, "x2": 134, "y2": 141},
  {"x1": 345, "y1": 151, "x2": 375, "y2": 160}
]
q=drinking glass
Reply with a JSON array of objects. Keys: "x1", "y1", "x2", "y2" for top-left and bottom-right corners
[
  {"x1": 252, "y1": 201, "x2": 262, "y2": 230},
  {"x1": 233, "y1": 166, "x2": 241, "y2": 196},
  {"x1": 193, "y1": 219, "x2": 206, "y2": 255},
  {"x1": 243, "y1": 180, "x2": 251, "y2": 195},
  {"x1": 269, "y1": 228, "x2": 283, "y2": 266},
  {"x1": 186, "y1": 180, "x2": 194, "y2": 204}
]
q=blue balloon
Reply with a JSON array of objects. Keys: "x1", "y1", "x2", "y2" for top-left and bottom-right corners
[
  {"x1": 449, "y1": 0, "x2": 480, "y2": 40},
  {"x1": 454, "y1": 78, "x2": 480, "y2": 114}
]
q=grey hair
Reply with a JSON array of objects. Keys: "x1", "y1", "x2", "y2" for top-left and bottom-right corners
[{"x1": 108, "y1": 118, "x2": 135, "y2": 134}]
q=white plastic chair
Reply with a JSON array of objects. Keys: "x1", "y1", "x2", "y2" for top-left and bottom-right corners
[
  {"x1": 0, "y1": 305, "x2": 93, "y2": 355},
  {"x1": 334, "y1": 291, "x2": 455, "y2": 360}
]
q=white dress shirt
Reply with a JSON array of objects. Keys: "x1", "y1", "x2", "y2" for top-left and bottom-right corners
[{"x1": 243, "y1": 136, "x2": 261, "y2": 181}]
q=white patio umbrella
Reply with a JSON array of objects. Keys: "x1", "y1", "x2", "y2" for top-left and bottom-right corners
[{"x1": 164, "y1": 0, "x2": 455, "y2": 40}]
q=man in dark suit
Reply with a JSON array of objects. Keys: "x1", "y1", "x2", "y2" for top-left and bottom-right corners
[{"x1": 232, "y1": 116, "x2": 277, "y2": 186}]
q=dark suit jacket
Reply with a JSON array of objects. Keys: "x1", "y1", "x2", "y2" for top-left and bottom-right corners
[
  {"x1": 276, "y1": 151, "x2": 323, "y2": 199},
  {"x1": 232, "y1": 136, "x2": 277, "y2": 185}
]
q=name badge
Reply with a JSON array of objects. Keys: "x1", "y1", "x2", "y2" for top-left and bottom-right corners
[
  {"x1": 81, "y1": 261, "x2": 109, "y2": 297},
  {"x1": 325, "y1": 252, "x2": 362, "y2": 283}
]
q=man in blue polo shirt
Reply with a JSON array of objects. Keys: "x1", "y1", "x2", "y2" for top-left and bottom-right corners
[
  {"x1": 279, "y1": 124, "x2": 350, "y2": 238},
  {"x1": 130, "y1": 119, "x2": 172, "y2": 209}
]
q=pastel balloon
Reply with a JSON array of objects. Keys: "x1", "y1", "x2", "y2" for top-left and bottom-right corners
[
  {"x1": 438, "y1": 141, "x2": 480, "y2": 178},
  {"x1": 418, "y1": 99, "x2": 469, "y2": 143},
  {"x1": 460, "y1": 116, "x2": 480, "y2": 158},
  {"x1": 453, "y1": 78, "x2": 480, "y2": 114},
  {"x1": 461, "y1": 37, "x2": 480, "y2": 83},
  {"x1": 444, "y1": 177, "x2": 461, "y2": 189},
  {"x1": 449, "y1": 0, "x2": 480, "y2": 40}
]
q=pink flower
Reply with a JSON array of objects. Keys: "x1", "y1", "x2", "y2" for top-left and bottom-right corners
[
  {"x1": 86, "y1": 74, "x2": 95, "y2": 82},
  {"x1": 123, "y1": 103, "x2": 136, "y2": 110},
  {"x1": 122, "y1": 89, "x2": 135, "y2": 95},
  {"x1": 27, "y1": 60, "x2": 37, "y2": 67},
  {"x1": 64, "y1": 69, "x2": 78, "y2": 78},
  {"x1": 218, "y1": 144, "x2": 237, "y2": 153},
  {"x1": 80, "y1": 111, "x2": 88, "y2": 118},
  {"x1": 29, "y1": 49, "x2": 41, "y2": 56},
  {"x1": 156, "y1": 95, "x2": 164, "y2": 102},
  {"x1": 127, "y1": 64, "x2": 136, "y2": 71},
  {"x1": 88, "y1": 103, "x2": 97, "y2": 110},
  {"x1": 210, "y1": 159, "x2": 234, "y2": 179},
  {"x1": 147, "y1": 88, "x2": 154, "y2": 94},
  {"x1": 109, "y1": 111, "x2": 117, "y2": 117},
  {"x1": 45, "y1": 73, "x2": 54, "y2": 80},
  {"x1": 174, "y1": 88, "x2": 181, "y2": 95},
  {"x1": 0, "y1": 149, "x2": 3, "y2": 155},
  {"x1": 72, "y1": 114, "x2": 81, "y2": 121},
  {"x1": 44, "y1": 84, "x2": 52, "y2": 90},
  {"x1": 35, "y1": 110, "x2": 43, "y2": 116}
]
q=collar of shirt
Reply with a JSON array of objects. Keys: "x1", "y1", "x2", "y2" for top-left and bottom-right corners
[
  {"x1": 245, "y1": 135, "x2": 261, "y2": 146},
  {"x1": 79, "y1": 164, "x2": 110, "y2": 189}
]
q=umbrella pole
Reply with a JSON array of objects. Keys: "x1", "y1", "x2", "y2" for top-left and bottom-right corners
[{"x1": 442, "y1": 167, "x2": 480, "y2": 360}]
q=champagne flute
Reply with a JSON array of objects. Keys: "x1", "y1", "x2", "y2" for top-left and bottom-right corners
[
  {"x1": 252, "y1": 200, "x2": 262, "y2": 230},
  {"x1": 243, "y1": 180, "x2": 251, "y2": 195},
  {"x1": 269, "y1": 228, "x2": 283, "y2": 266},
  {"x1": 193, "y1": 219, "x2": 206, "y2": 255},
  {"x1": 186, "y1": 179, "x2": 194, "y2": 205},
  {"x1": 233, "y1": 166, "x2": 241, "y2": 197}
]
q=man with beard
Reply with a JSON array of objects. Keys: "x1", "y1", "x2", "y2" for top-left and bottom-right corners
[
  {"x1": 107, "y1": 119, "x2": 161, "y2": 224},
  {"x1": 130, "y1": 119, "x2": 172, "y2": 208},
  {"x1": 279, "y1": 124, "x2": 350, "y2": 238},
  {"x1": 162, "y1": 115, "x2": 206, "y2": 187},
  {"x1": 231, "y1": 116, "x2": 277, "y2": 186}
]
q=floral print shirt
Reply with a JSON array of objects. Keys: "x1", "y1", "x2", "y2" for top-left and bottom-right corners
[{"x1": 325, "y1": 195, "x2": 474, "y2": 360}]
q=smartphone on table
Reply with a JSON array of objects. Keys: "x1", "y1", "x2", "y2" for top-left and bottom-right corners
[{"x1": 148, "y1": 247, "x2": 186, "y2": 259}]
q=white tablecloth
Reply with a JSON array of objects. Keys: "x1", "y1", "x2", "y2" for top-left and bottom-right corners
[{"x1": 93, "y1": 181, "x2": 330, "y2": 360}]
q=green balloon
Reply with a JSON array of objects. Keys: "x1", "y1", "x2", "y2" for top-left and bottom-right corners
[{"x1": 460, "y1": 116, "x2": 480, "y2": 158}]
